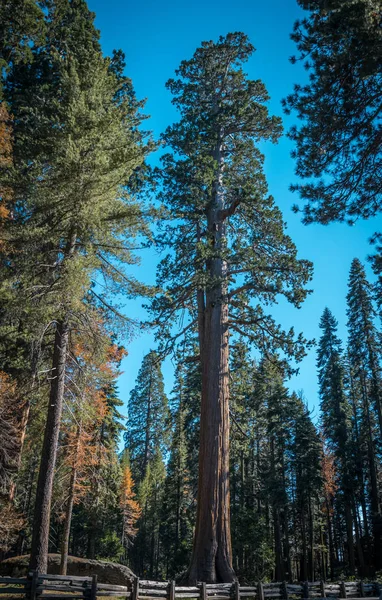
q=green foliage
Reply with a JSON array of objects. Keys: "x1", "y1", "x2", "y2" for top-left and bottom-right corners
[
  {"x1": 347, "y1": 259, "x2": 382, "y2": 439},
  {"x1": 152, "y1": 32, "x2": 313, "y2": 362},
  {"x1": 134, "y1": 452, "x2": 166, "y2": 578},
  {"x1": 125, "y1": 351, "x2": 169, "y2": 481},
  {"x1": 97, "y1": 531, "x2": 124, "y2": 562},
  {"x1": 285, "y1": 0, "x2": 382, "y2": 224},
  {"x1": 160, "y1": 361, "x2": 195, "y2": 578},
  {"x1": 318, "y1": 307, "x2": 351, "y2": 462}
]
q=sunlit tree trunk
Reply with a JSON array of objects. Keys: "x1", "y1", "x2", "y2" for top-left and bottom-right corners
[{"x1": 187, "y1": 140, "x2": 235, "y2": 583}]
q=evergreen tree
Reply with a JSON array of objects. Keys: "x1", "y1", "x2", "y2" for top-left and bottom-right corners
[
  {"x1": 134, "y1": 452, "x2": 166, "y2": 579},
  {"x1": 0, "y1": 0, "x2": 45, "y2": 98},
  {"x1": 152, "y1": 32, "x2": 312, "y2": 583},
  {"x1": 120, "y1": 451, "x2": 141, "y2": 557},
  {"x1": 284, "y1": 0, "x2": 382, "y2": 224},
  {"x1": 347, "y1": 259, "x2": 382, "y2": 438},
  {"x1": 230, "y1": 342, "x2": 274, "y2": 581},
  {"x1": 346, "y1": 258, "x2": 382, "y2": 570},
  {"x1": 261, "y1": 361, "x2": 294, "y2": 581},
  {"x1": 161, "y1": 365, "x2": 194, "y2": 579},
  {"x1": 291, "y1": 395, "x2": 323, "y2": 581},
  {"x1": 1, "y1": 0, "x2": 151, "y2": 571},
  {"x1": 317, "y1": 308, "x2": 355, "y2": 575},
  {"x1": 125, "y1": 351, "x2": 169, "y2": 480}
]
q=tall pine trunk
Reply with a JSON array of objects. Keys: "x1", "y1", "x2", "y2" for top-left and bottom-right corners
[
  {"x1": 344, "y1": 501, "x2": 355, "y2": 575},
  {"x1": 60, "y1": 465, "x2": 76, "y2": 575},
  {"x1": 29, "y1": 317, "x2": 70, "y2": 572},
  {"x1": 186, "y1": 139, "x2": 235, "y2": 583},
  {"x1": 30, "y1": 229, "x2": 76, "y2": 573},
  {"x1": 60, "y1": 424, "x2": 81, "y2": 575}
]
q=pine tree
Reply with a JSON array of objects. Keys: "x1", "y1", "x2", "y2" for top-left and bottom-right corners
[
  {"x1": 347, "y1": 259, "x2": 382, "y2": 438},
  {"x1": 229, "y1": 342, "x2": 275, "y2": 581},
  {"x1": 0, "y1": 0, "x2": 45, "y2": 98},
  {"x1": 120, "y1": 451, "x2": 141, "y2": 555},
  {"x1": 346, "y1": 258, "x2": 382, "y2": 570},
  {"x1": 55, "y1": 327, "x2": 124, "y2": 573},
  {"x1": 134, "y1": 452, "x2": 166, "y2": 578},
  {"x1": 1, "y1": 0, "x2": 152, "y2": 571},
  {"x1": 317, "y1": 308, "x2": 355, "y2": 575},
  {"x1": 291, "y1": 395, "x2": 323, "y2": 581},
  {"x1": 161, "y1": 362, "x2": 194, "y2": 578},
  {"x1": 125, "y1": 351, "x2": 169, "y2": 481},
  {"x1": 152, "y1": 32, "x2": 312, "y2": 583},
  {"x1": 261, "y1": 361, "x2": 294, "y2": 581},
  {"x1": 284, "y1": 0, "x2": 382, "y2": 224},
  {"x1": 321, "y1": 441, "x2": 337, "y2": 580}
]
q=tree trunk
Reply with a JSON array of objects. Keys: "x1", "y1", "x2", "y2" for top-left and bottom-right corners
[
  {"x1": 308, "y1": 497, "x2": 315, "y2": 580},
  {"x1": 362, "y1": 374, "x2": 381, "y2": 572},
  {"x1": 274, "y1": 506, "x2": 284, "y2": 581},
  {"x1": 60, "y1": 424, "x2": 81, "y2": 575},
  {"x1": 344, "y1": 501, "x2": 355, "y2": 575},
  {"x1": 352, "y1": 499, "x2": 365, "y2": 576},
  {"x1": 186, "y1": 138, "x2": 235, "y2": 583},
  {"x1": 29, "y1": 317, "x2": 70, "y2": 572},
  {"x1": 301, "y1": 507, "x2": 308, "y2": 581},
  {"x1": 326, "y1": 499, "x2": 335, "y2": 580},
  {"x1": 87, "y1": 515, "x2": 97, "y2": 559},
  {"x1": 143, "y1": 368, "x2": 152, "y2": 476}
]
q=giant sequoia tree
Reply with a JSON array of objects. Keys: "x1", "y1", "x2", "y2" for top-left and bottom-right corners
[{"x1": 152, "y1": 33, "x2": 313, "y2": 582}]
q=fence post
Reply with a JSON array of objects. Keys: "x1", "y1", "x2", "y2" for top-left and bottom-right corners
[
  {"x1": 201, "y1": 581, "x2": 207, "y2": 600},
  {"x1": 90, "y1": 574, "x2": 97, "y2": 600},
  {"x1": 320, "y1": 581, "x2": 326, "y2": 598},
  {"x1": 358, "y1": 582, "x2": 364, "y2": 598},
  {"x1": 282, "y1": 581, "x2": 289, "y2": 600},
  {"x1": 257, "y1": 583, "x2": 264, "y2": 600},
  {"x1": 303, "y1": 581, "x2": 309, "y2": 599},
  {"x1": 133, "y1": 577, "x2": 140, "y2": 600},
  {"x1": 29, "y1": 570, "x2": 39, "y2": 600},
  {"x1": 234, "y1": 581, "x2": 240, "y2": 600},
  {"x1": 340, "y1": 582, "x2": 346, "y2": 599},
  {"x1": 169, "y1": 580, "x2": 175, "y2": 600}
]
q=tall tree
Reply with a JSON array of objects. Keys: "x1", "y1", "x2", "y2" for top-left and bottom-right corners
[
  {"x1": 134, "y1": 452, "x2": 166, "y2": 578},
  {"x1": 152, "y1": 33, "x2": 312, "y2": 582},
  {"x1": 161, "y1": 361, "x2": 194, "y2": 578},
  {"x1": 284, "y1": 0, "x2": 382, "y2": 225},
  {"x1": 2, "y1": 0, "x2": 151, "y2": 571},
  {"x1": 346, "y1": 258, "x2": 382, "y2": 570},
  {"x1": 291, "y1": 394, "x2": 323, "y2": 581},
  {"x1": 125, "y1": 351, "x2": 169, "y2": 480},
  {"x1": 120, "y1": 451, "x2": 141, "y2": 556},
  {"x1": 317, "y1": 308, "x2": 355, "y2": 575}
]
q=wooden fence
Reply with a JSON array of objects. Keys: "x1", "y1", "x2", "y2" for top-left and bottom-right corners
[{"x1": 0, "y1": 574, "x2": 380, "y2": 600}]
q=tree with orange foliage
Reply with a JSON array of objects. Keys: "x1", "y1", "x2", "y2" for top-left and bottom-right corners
[
  {"x1": 120, "y1": 451, "x2": 141, "y2": 552},
  {"x1": 321, "y1": 440, "x2": 337, "y2": 580},
  {"x1": 0, "y1": 104, "x2": 12, "y2": 229},
  {"x1": 56, "y1": 323, "x2": 127, "y2": 571}
]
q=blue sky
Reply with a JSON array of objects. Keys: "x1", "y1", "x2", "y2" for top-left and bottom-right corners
[{"x1": 88, "y1": 0, "x2": 379, "y2": 424}]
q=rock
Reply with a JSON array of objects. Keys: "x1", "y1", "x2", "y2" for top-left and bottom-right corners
[{"x1": 0, "y1": 554, "x2": 135, "y2": 585}]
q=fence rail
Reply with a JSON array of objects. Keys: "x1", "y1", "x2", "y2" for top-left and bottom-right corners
[{"x1": 0, "y1": 574, "x2": 380, "y2": 600}]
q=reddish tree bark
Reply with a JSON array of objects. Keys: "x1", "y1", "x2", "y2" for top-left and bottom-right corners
[{"x1": 186, "y1": 141, "x2": 235, "y2": 583}]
